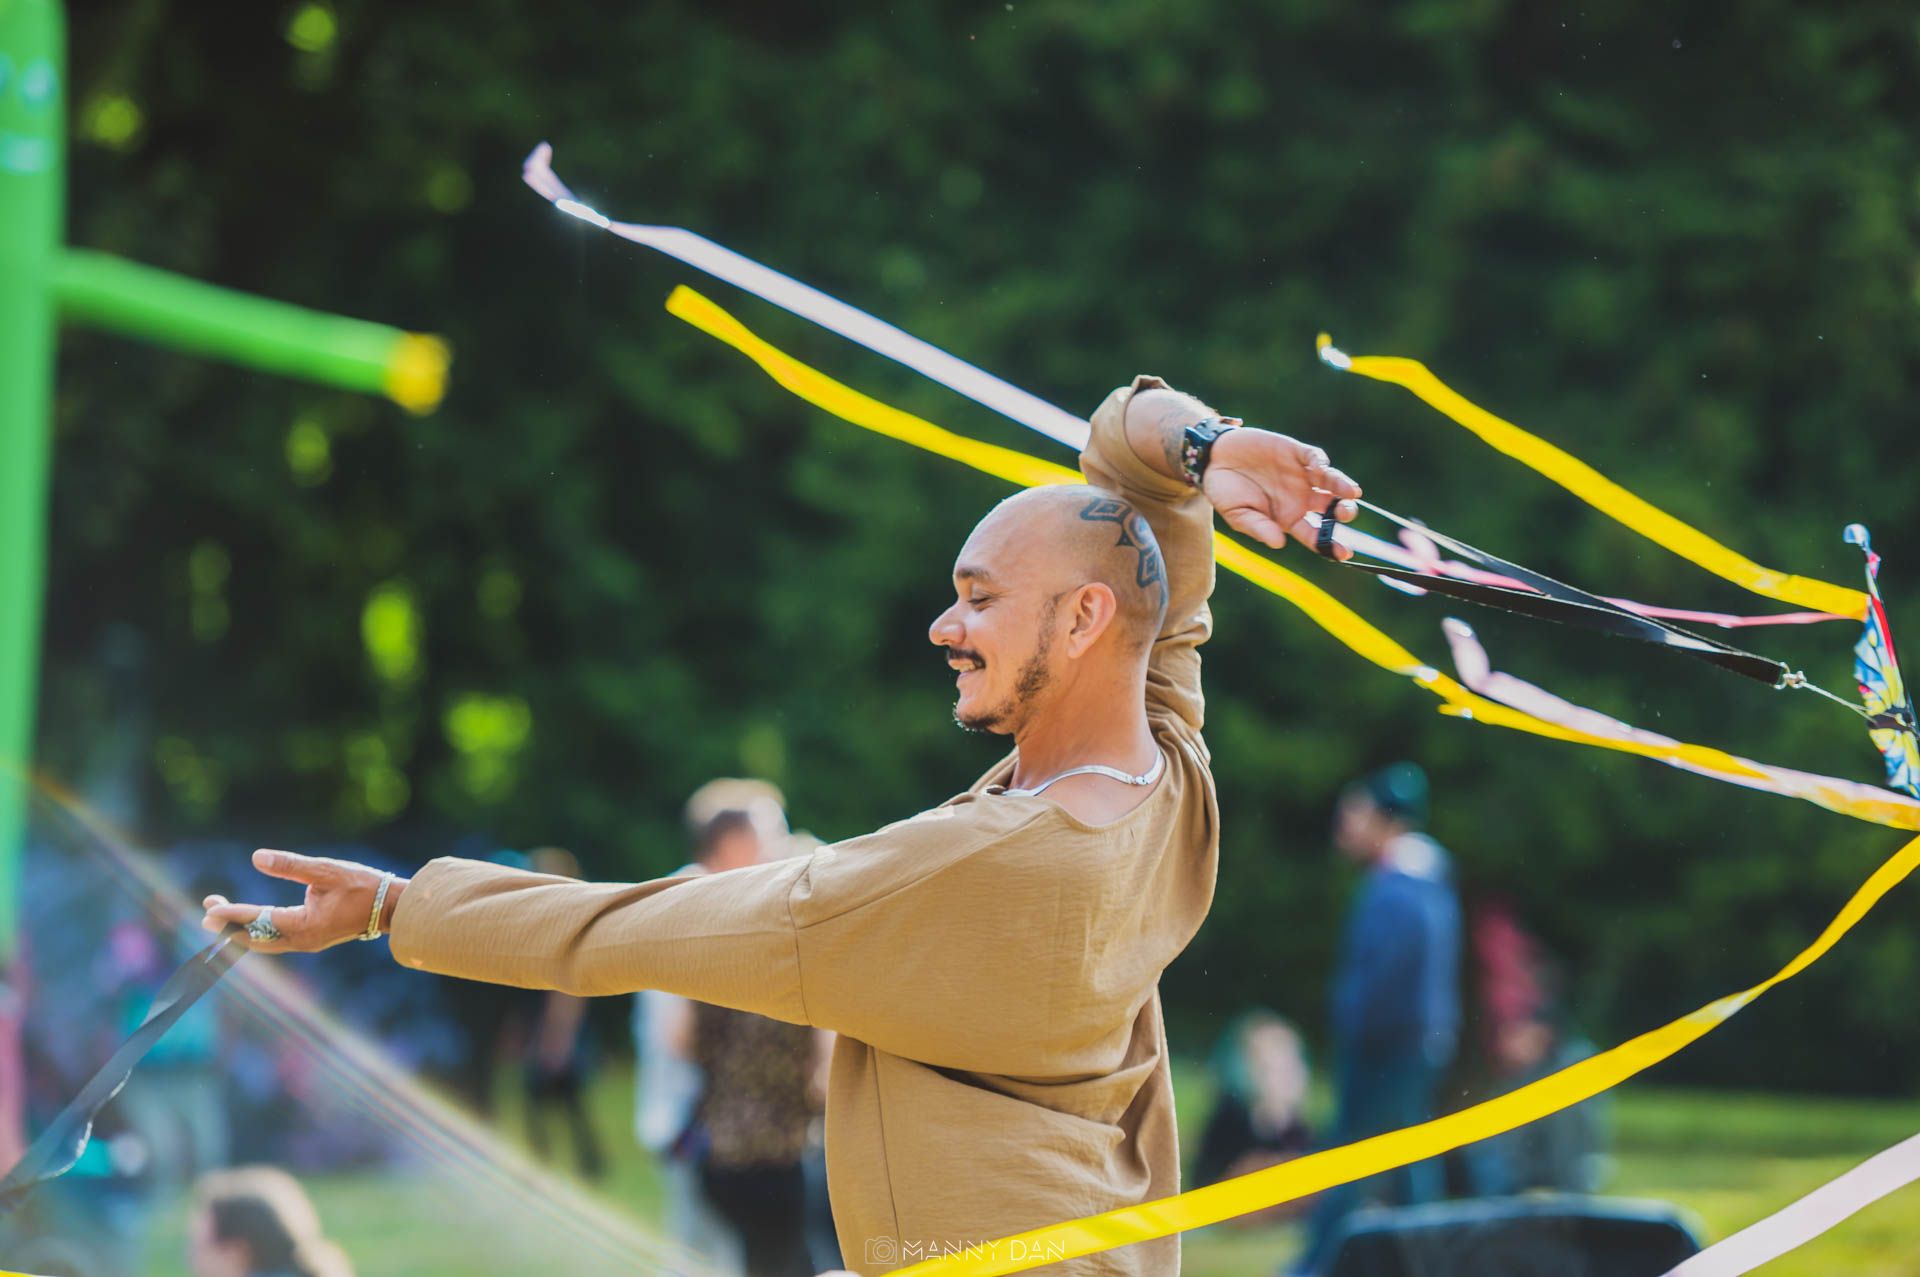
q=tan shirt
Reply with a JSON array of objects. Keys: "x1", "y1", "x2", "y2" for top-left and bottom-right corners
[{"x1": 390, "y1": 375, "x2": 1219, "y2": 1275}]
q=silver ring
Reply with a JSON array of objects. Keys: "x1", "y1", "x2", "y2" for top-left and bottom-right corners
[{"x1": 246, "y1": 907, "x2": 283, "y2": 943}]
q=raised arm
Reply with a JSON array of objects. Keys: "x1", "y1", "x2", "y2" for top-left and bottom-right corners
[{"x1": 1080, "y1": 375, "x2": 1360, "y2": 723}]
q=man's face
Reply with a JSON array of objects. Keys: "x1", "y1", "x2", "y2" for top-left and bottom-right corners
[
  {"x1": 706, "y1": 825, "x2": 763, "y2": 873},
  {"x1": 1334, "y1": 792, "x2": 1391, "y2": 863},
  {"x1": 928, "y1": 509, "x2": 1064, "y2": 735}
]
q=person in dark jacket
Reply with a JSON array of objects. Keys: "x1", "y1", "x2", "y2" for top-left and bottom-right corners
[
  {"x1": 1192, "y1": 1010, "x2": 1314, "y2": 1224},
  {"x1": 1289, "y1": 763, "x2": 1461, "y2": 1277}
]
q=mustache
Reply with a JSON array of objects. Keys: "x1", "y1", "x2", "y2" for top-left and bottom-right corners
[{"x1": 946, "y1": 648, "x2": 986, "y2": 668}]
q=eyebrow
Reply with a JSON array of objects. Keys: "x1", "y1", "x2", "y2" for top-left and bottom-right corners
[{"x1": 954, "y1": 566, "x2": 999, "y2": 585}]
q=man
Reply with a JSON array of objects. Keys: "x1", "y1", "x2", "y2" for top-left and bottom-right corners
[
  {"x1": 203, "y1": 376, "x2": 1360, "y2": 1275},
  {"x1": 1291, "y1": 763, "x2": 1462, "y2": 1277}
]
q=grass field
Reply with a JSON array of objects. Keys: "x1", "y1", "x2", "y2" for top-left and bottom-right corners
[{"x1": 133, "y1": 1063, "x2": 1920, "y2": 1276}]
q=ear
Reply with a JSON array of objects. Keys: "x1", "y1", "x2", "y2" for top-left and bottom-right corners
[{"x1": 1063, "y1": 583, "x2": 1119, "y2": 658}]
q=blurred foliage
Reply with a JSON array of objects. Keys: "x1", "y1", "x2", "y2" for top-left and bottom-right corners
[{"x1": 45, "y1": 1, "x2": 1920, "y2": 1090}]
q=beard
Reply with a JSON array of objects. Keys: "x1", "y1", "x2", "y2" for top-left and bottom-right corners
[{"x1": 954, "y1": 602, "x2": 1055, "y2": 734}]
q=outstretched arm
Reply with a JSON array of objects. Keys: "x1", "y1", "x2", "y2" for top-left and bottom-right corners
[{"x1": 203, "y1": 849, "x2": 814, "y2": 1024}]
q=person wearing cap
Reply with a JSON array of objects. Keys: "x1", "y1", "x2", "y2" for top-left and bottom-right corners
[
  {"x1": 1290, "y1": 762, "x2": 1461, "y2": 1277},
  {"x1": 203, "y1": 376, "x2": 1361, "y2": 1276}
]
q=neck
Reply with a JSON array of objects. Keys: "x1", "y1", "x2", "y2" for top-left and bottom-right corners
[{"x1": 1008, "y1": 669, "x2": 1156, "y2": 788}]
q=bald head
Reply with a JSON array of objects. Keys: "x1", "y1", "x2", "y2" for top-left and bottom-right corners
[{"x1": 963, "y1": 485, "x2": 1168, "y2": 653}]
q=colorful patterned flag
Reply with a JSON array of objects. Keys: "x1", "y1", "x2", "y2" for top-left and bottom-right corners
[{"x1": 1846, "y1": 525, "x2": 1919, "y2": 798}]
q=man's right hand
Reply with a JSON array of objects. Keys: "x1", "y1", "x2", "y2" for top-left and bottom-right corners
[{"x1": 201, "y1": 849, "x2": 406, "y2": 953}]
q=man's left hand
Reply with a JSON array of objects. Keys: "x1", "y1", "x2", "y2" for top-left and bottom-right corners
[{"x1": 1202, "y1": 427, "x2": 1361, "y2": 556}]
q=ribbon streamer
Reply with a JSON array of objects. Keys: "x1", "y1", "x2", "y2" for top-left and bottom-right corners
[
  {"x1": 1660, "y1": 1130, "x2": 1920, "y2": 1276},
  {"x1": 0, "y1": 928, "x2": 244, "y2": 1211},
  {"x1": 1315, "y1": 335, "x2": 1868, "y2": 620},
  {"x1": 664, "y1": 285, "x2": 1920, "y2": 833},
  {"x1": 524, "y1": 144, "x2": 1089, "y2": 450},
  {"x1": 528, "y1": 145, "x2": 1891, "y2": 812},
  {"x1": 1383, "y1": 521, "x2": 1843, "y2": 629},
  {"x1": 1335, "y1": 501, "x2": 1798, "y2": 688},
  {"x1": 1443, "y1": 620, "x2": 1920, "y2": 830}
]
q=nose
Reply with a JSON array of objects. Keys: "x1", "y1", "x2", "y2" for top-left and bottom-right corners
[{"x1": 929, "y1": 600, "x2": 963, "y2": 648}]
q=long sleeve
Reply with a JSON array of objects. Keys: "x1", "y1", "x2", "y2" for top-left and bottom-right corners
[
  {"x1": 1078, "y1": 374, "x2": 1218, "y2": 729},
  {"x1": 390, "y1": 854, "x2": 814, "y2": 1022},
  {"x1": 387, "y1": 794, "x2": 1069, "y2": 1063}
]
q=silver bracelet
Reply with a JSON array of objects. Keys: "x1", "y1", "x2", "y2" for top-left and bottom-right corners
[{"x1": 362, "y1": 872, "x2": 395, "y2": 941}]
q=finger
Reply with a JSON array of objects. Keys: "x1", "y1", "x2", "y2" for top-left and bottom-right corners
[
  {"x1": 204, "y1": 900, "x2": 278, "y2": 948},
  {"x1": 1221, "y1": 505, "x2": 1291, "y2": 550},
  {"x1": 204, "y1": 900, "x2": 263, "y2": 928},
  {"x1": 1291, "y1": 514, "x2": 1353, "y2": 560},
  {"x1": 1316, "y1": 466, "x2": 1362, "y2": 499},
  {"x1": 252, "y1": 848, "x2": 337, "y2": 887},
  {"x1": 1294, "y1": 441, "x2": 1332, "y2": 473},
  {"x1": 207, "y1": 900, "x2": 308, "y2": 952},
  {"x1": 201, "y1": 894, "x2": 231, "y2": 932},
  {"x1": 1326, "y1": 496, "x2": 1360, "y2": 523},
  {"x1": 1304, "y1": 465, "x2": 1359, "y2": 500}
]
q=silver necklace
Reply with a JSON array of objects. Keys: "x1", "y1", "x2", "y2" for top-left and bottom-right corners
[{"x1": 994, "y1": 748, "x2": 1165, "y2": 798}]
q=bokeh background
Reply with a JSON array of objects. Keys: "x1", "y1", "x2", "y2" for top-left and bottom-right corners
[{"x1": 12, "y1": 1, "x2": 1920, "y2": 1274}]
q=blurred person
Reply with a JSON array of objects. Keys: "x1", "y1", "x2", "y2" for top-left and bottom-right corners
[
  {"x1": 186, "y1": 1166, "x2": 351, "y2": 1277},
  {"x1": 634, "y1": 790, "x2": 781, "y2": 1271},
  {"x1": 1462, "y1": 900, "x2": 1604, "y2": 1196},
  {"x1": 1191, "y1": 1010, "x2": 1313, "y2": 1221},
  {"x1": 1290, "y1": 763, "x2": 1461, "y2": 1277},
  {"x1": 204, "y1": 377, "x2": 1361, "y2": 1276},
  {"x1": 691, "y1": 994, "x2": 833, "y2": 1277},
  {"x1": 521, "y1": 847, "x2": 607, "y2": 1180}
]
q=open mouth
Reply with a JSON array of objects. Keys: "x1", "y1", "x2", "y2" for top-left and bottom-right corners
[{"x1": 947, "y1": 653, "x2": 985, "y2": 685}]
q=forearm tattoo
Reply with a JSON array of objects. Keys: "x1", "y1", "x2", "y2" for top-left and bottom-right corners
[
  {"x1": 1160, "y1": 429, "x2": 1188, "y2": 484},
  {"x1": 1079, "y1": 497, "x2": 1166, "y2": 598}
]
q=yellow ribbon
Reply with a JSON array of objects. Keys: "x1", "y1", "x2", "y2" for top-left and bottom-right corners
[
  {"x1": 665, "y1": 286, "x2": 1916, "y2": 832},
  {"x1": 663, "y1": 285, "x2": 1920, "y2": 1272},
  {"x1": 1316, "y1": 335, "x2": 1868, "y2": 620}
]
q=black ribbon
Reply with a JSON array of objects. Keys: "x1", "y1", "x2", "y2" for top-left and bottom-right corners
[
  {"x1": 0, "y1": 928, "x2": 246, "y2": 1213},
  {"x1": 1322, "y1": 499, "x2": 1793, "y2": 687}
]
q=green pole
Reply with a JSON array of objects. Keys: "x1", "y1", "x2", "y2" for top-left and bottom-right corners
[
  {"x1": 57, "y1": 249, "x2": 450, "y2": 413},
  {"x1": 0, "y1": 0, "x2": 64, "y2": 962}
]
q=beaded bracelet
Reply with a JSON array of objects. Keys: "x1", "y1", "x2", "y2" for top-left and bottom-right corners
[{"x1": 362, "y1": 872, "x2": 395, "y2": 941}]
